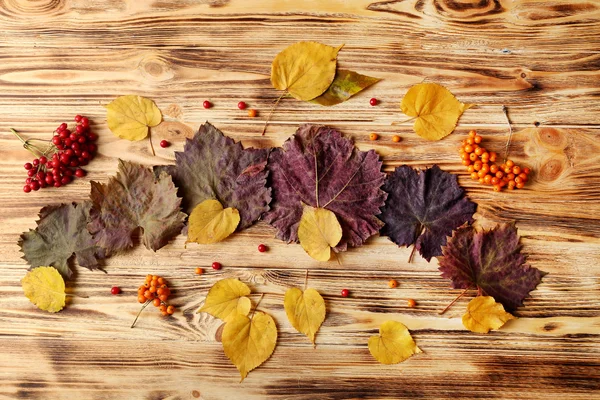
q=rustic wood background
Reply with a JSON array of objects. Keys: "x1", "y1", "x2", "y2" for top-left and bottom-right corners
[{"x1": 0, "y1": 0, "x2": 599, "y2": 399}]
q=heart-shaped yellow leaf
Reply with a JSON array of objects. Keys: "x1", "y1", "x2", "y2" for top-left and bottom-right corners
[
  {"x1": 187, "y1": 199, "x2": 240, "y2": 244},
  {"x1": 21, "y1": 266, "x2": 66, "y2": 313},
  {"x1": 222, "y1": 311, "x2": 278, "y2": 381},
  {"x1": 271, "y1": 41, "x2": 342, "y2": 101},
  {"x1": 401, "y1": 83, "x2": 473, "y2": 141},
  {"x1": 463, "y1": 296, "x2": 516, "y2": 333},
  {"x1": 198, "y1": 278, "x2": 251, "y2": 322},
  {"x1": 368, "y1": 320, "x2": 422, "y2": 364},
  {"x1": 284, "y1": 287, "x2": 326, "y2": 344},
  {"x1": 106, "y1": 95, "x2": 162, "y2": 141},
  {"x1": 298, "y1": 206, "x2": 342, "y2": 261}
]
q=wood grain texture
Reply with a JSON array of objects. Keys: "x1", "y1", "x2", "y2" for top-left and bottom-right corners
[{"x1": 0, "y1": 0, "x2": 599, "y2": 399}]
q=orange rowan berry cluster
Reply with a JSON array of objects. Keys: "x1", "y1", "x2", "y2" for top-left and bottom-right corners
[
  {"x1": 137, "y1": 274, "x2": 175, "y2": 316},
  {"x1": 460, "y1": 130, "x2": 531, "y2": 192}
]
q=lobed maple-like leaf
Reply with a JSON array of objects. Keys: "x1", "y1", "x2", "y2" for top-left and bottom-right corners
[
  {"x1": 19, "y1": 202, "x2": 105, "y2": 279},
  {"x1": 438, "y1": 223, "x2": 545, "y2": 311},
  {"x1": 88, "y1": 160, "x2": 186, "y2": 255},
  {"x1": 379, "y1": 165, "x2": 476, "y2": 261},
  {"x1": 264, "y1": 124, "x2": 387, "y2": 252},
  {"x1": 159, "y1": 122, "x2": 271, "y2": 230}
]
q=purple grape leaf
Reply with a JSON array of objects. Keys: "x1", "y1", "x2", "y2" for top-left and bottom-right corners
[
  {"x1": 88, "y1": 160, "x2": 186, "y2": 255},
  {"x1": 439, "y1": 223, "x2": 545, "y2": 311},
  {"x1": 19, "y1": 202, "x2": 105, "y2": 279},
  {"x1": 158, "y1": 122, "x2": 271, "y2": 230},
  {"x1": 379, "y1": 165, "x2": 476, "y2": 261},
  {"x1": 264, "y1": 124, "x2": 386, "y2": 251}
]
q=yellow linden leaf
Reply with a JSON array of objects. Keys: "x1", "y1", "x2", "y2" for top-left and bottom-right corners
[
  {"x1": 298, "y1": 206, "x2": 342, "y2": 261},
  {"x1": 368, "y1": 320, "x2": 422, "y2": 364},
  {"x1": 21, "y1": 266, "x2": 66, "y2": 313},
  {"x1": 400, "y1": 83, "x2": 473, "y2": 141},
  {"x1": 198, "y1": 278, "x2": 251, "y2": 322},
  {"x1": 222, "y1": 311, "x2": 278, "y2": 382},
  {"x1": 462, "y1": 296, "x2": 516, "y2": 333},
  {"x1": 106, "y1": 95, "x2": 162, "y2": 141},
  {"x1": 187, "y1": 199, "x2": 240, "y2": 244},
  {"x1": 271, "y1": 41, "x2": 342, "y2": 101},
  {"x1": 284, "y1": 287, "x2": 326, "y2": 345}
]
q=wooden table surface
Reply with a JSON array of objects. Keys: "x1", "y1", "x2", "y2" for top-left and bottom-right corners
[{"x1": 1, "y1": 0, "x2": 599, "y2": 399}]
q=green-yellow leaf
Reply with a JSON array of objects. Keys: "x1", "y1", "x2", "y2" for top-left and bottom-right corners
[
  {"x1": 106, "y1": 95, "x2": 162, "y2": 141},
  {"x1": 284, "y1": 287, "x2": 326, "y2": 344},
  {"x1": 198, "y1": 278, "x2": 251, "y2": 322},
  {"x1": 271, "y1": 41, "x2": 342, "y2": 101},
  {"x1": 400, "y1": 83, "x2": 473, "y2": 141},
  {"x1": 187, "y1": 199, "x2": 240, "y2": 244},
  {"x1": 311, "y1": 69, "x2": 380, "y2": 106},
  {"x1": 21, "y1": 266, "x2": 66, "y2": 313},
  {"x1": 368, "y1": 320, "x2": 422, "y2": 364},
  {"x1": 222, "y1": 311, "x2": 278, "y2": 381},
  {"x1": 462, "y1": 296, "x2": 516, "y2": 333},
  {"x1": 298, "y1": 206, "x2": 342, "y2": 261}
]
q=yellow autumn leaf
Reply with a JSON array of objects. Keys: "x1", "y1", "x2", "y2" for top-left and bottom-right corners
[
  {"x1": 21, "y1": 266, "x2": 66, "y2": 313},
  {"x1": 462, "y1": 296, "x2": 516, "y2": 333},
  {"x1": 271, "y1": 41, "x2": 342, "y2": 101},
  {"x1": 368, "y1": 320, "x2": 422, "y2": 364},
  {"x1": 222, "y1": 311, "x2": 278, "y2": 381},
  {"x1": 284, "y1": 287, "x2": 326, "y2": 345},
  {"x1": 298, "y1": 206, "x2": 342, "y2": 261},
  {"x1": 187, "y1": 199, "x2": 240, "y2": 244},
  {"x1": 400, "y1": 83, "x2": 473, "y2": 141},
  {"x1": 106, "y1": 95, "x2": 162, "y2": 141},
  {"x1": 198, "y1": 278, "x2": 252, "y2": 322}
]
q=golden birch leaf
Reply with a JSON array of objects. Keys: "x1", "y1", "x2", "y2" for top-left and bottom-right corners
[
  {"x1": 21, "y1": 266, "x2": 66, "y2": 313},
  {"x1": 106, "y1": 95, "x2": 162, "y2": 141},
  {"x1": 368, "y1": 320, "x2": 422, "y2": 364},
  {"x1": 187, "y1": 199, "x2": 240, "y2": 244},
  {"x1": 400, "y1": 83, "x2": 473, "y2": 141},
  {"x1": 198, "y1": 278, "x2": 251, "y2": 322},
  {"x1": 298, "y1": 206, "x2": 342, "y2": 261},
  {"x1": 222, "y1": 311, "x2": 278, "y2": 381},
  {"x1": 271, "y1": 41, "x2": 342, "y2": 101},
  {"x1": 462, "y1": 296, "x2": 516, "y2": 333},
  {"x1": 284, "y1": 287, "x2": 326, "y2": 344}
]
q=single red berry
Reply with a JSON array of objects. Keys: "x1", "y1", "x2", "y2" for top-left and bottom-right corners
[
  {"x1": 212, "y1": 262, "x2": 222, "y2": 270},
  {"x1": 24, "y1": 162, "x2": 33, "y2": 170},
  {"x1": 61, "y1": 176, "x2": 71, "y2": 185},
  {"x1": 81, "y1": 117, "x2": 89, "y2": 127},
  {"x1": 32, "y1": 159, "x2": 40, "y2": 167},
  {"x1": 59, "y1": 123, "x2": 68, "y2": 131},
  {"x1": 27, "y1": 169, "x2": 36, "y2": 177},
  {"x1": 257, "y1": 244, "x2": 267, "y2": 253},
  {"x1": 341, "y1": 289, "x2": 349, "y2": 297},
  {"x1": 39, "y1": 156, "x2": 47, "y2": 165},
  {"x1": 159, "y1": 140, "x2": 170, "y2": 148},
  {"x1": 74, "y1": 115, "x2": 82, "y2": 122},
  {"x1": 75, "y1": 168, "x2": 86, "y2": 178},
  {"x1": 369, "y1": 98, "x2": 378, "y2": 106},
  {"x1": 23, "y1": 184, "x2": 31, "y2": 193},
  {"x1": 111, "y1": 286, "x2": 121, "y2": 295},
  {"x1": 237, "y1": 101, "x2": 247, "y2": 110},
  {"x1": 52, "y1": 136, "x2": 62, "y2": 145},
  {"x1": 30, "y1": 181, "x2": 40, "y2": 191},
  {"x1": 203, "y1": 100, "x2": 212, "y2": 109}
]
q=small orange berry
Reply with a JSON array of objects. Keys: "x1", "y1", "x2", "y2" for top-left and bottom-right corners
[
  {"x1": 466, "y1": 138, "x2": 475, "y2": 145},
  {"x1": 392, "y1": 135, "x2": 401, "y2": 142},
  {"x1": 473, "y1": 161, "x2": 482, "y2": 171},
  {"x1": 518, "y1": 173, "x2": 528, "y2": 182},
  {"x1": 471, "y1": 172, "x2": 479, "y2": 180},
  {"x1": 474, "y1": 135, "x2": 482, "y2": 144},
  {"x1": 523, "y1": 167, "x2": 531, "y2": 174},
  {"x1": 493, "y1": 184, "x2": 502, "y2": 192},
  {"x1": 516, "y1": 182, "x2": 525, "y2": 189},
  {"x1": 467, "y1": 165, "x2": 475, "y2": 173},
  {"x1": 157, "y1": 277, "x2": 166, "y2": 285},
  {"x1": 464, "y1": 145, "x2": 474, "y2": 153},
  {"x1": 469, "y1": 153, "x2": 478, "y2": 162},
  {"x1": 506, "y1": 160, "x2": 515, "y2": 168},
  {"x1": 474, "y1": 147, "x2": 483, "y2": 156},
  {"x1": 495, "y1": 171, "x2": 504, "y2": 179},
  {"x1": 137, "y1": 295, "x2": 146, "y2": 304},
  {"x1": 489, "y1": 152, "x2": 497, "y2": 162},
  {"x1": 462, "y1": 159, "x2": 471, "y2": 166},
  {"x1": 153, "y1": 298, "x2": 161, "y2": 307},
  {"x1": 195, "y1": 267, "x2": 203, "y2": 275},
  {"x1": 369, "y1": 132, "x2": 379, "y2": 141},
  {"x1": 159, "y1": 304, "x2": 167, "y2": 313},
  {"x1": 512, "y1": 166, "x2": 521, "y2": 175},
  {"x1": 388, "y1": 279, "x2": 398, "y2": 288},
  {"x1": 407, "y1": 299, "x2": 416, "y2": 308},
  {"x1": 469, "y1": 130, "x2": 477, "y2": 137},
  {"x1": 484, "y1": 174, "x2": 492, "y2": 184},
  {"x1": 491, "y1": 177, "x2": 500, "y2": 185},
  {"x1": 247, "y1": 109, "x2": 257, "y2": 118},
  {"x1": 490, "y1": 164, "x2": 498, "y2": 174},
  {"x1": 167, "y1": 305, "x2": 175, "y2": 315}
]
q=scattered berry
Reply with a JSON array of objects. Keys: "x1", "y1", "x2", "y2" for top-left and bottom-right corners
[
  {"x1": 237, "y1": 101, "x2": 247, "y2": 110},
  {"x1": 247, "y1": 109, "x2": 257, "y2": 118},
  {"x1": 341, "y1": 289, "x2": 350, "y2": 298},
  {"x1": 24, "y1": 162, "x2": 32, "y2": 170},
  {"x1": 369, "y1": 132, "x2": 379, "y2": 141},
  {"x1": 388, "y1": 279, "x2": 398, "y2": 288},
  {"x1": 203, "y1": 100, "x2": 212, "y2": 109},
  {"x1": 159, "y1": 140, "x2": 170, "y2": 148},
  {"x1": 392, "y1": 135, "x2": 401, "y2": 143},
  {"x1": 195, "y1": 267, "x2": 204, "y2": 275},
  {"x1": 257, "y1": 244, "x2": 267, "y2": 253},
  {"x1": 369, "y1": 98, "x2": 378, "y2": 106},
  {"x1": 407, "y1": 299, "x2": 416, "y2": 308},
  {"x1": 212, "y1": 262, "x2": 222, "y2": 270},
  {"x1": 23, "y1": 185, "x2": 31, "y2": 193},
  {"x1": 111, "y1": 286, "x2": 121, "y2": 295}
]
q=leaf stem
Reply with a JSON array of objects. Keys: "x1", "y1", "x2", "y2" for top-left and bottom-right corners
[
  {"x1": 148, "y1": 129, "x2": 156, "y2": 156},
  {"x1": 10, "y1": 128, "x2": 52, "y2": 158},
  {"x1": 250, "y1": 293, "x2": 265, "y2": 318},
  {"x1": 407, "y1": 225, "x2": 426, "y2": 263},
  {"x1": 131, "y1": 300, "x2": 151, "y2": 328},
  {"x1": 391, "y1": 116, "x2": 417, "y2": 126},
  {"x1": 502, "y1": 105, "x2": 513, "y2": 164},
  {"x1": 439, "y1": 286, "x2": 471, "y2": 315},
  {"x1": 261, "y1": 91, "x2": 287, "y2": 136},
  {"x1": 65, "y1": 293, "x2": 90, "y2": 299}
]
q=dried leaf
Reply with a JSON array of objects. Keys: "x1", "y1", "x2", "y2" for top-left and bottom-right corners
[
  {"x1": 106, "y1": 95, "x2": 162, "y2": 141},
  {"x1": 463, "y1": 296, "x2": 516, "y2": 333},
  {"x1": 187, "y1": 199, "x2": 240, "y2": 244},
  {"x1": 21, "y1": 266, "x2": 66, "y2": 313},
  {"x1": 368, "y1": 321, "x2": 422, "y2": 364},
  {"x1": 19, "y1": 202, "x2": 105, "y2": 279},
  {"x1": 222, "y1": 311, "x2": 278, "y2": 381},
  {"x1": 401, "y1": 83, "x2": 473, "y2": 141},
  {"x1": 264, "y1": 124, "x2": 386, "y2": 252},
  {"x1": 271, "y1": 41, "x2": 341, "y2": 101},
  {"x1": 284, "y1": 287, "x2": 326, "y2": 344},
  {"x1": 88, "y1": 160, "x2": 186, "y2": 255},
  {"x1": 379, "y1": 165, "x2": 476, "y2": 261},
  {"x1": 198, "y1": 278, "x2": 252, "y2": 322},
  {"x1": 158, "y1": 122, "x2": 270, "y2": 230},
  {"x1": 311, "y1": 69, "x2": 380, "y2": 106},
  {"x1": 298, "y1": 206, "x2": 342, "y2": 261},
  {"x1": 439, "y1": 223, "x2": 545, "y2": 311}
]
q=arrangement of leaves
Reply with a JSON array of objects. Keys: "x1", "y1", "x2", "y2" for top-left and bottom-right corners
[
  {"x1": 379, "y1": 165, "x2": 476, "y2": 262},
  {"x1": 21, "y1": 266, "x2": 66, "y2": 313},
  {"x1": 264, "y1": 124, "x2": 387, "y2": 260}
]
